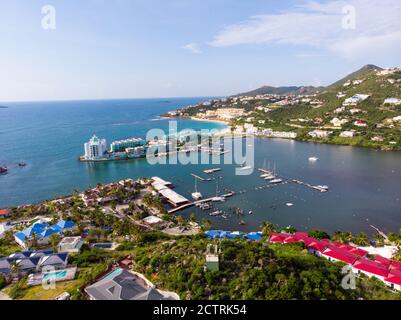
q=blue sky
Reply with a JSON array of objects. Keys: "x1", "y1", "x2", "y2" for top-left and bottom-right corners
[{"x1": 0, "y1": 0, "x2": 400, "y2": 101}]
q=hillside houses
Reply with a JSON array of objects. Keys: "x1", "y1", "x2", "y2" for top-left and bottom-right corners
[
  {"x1": 384, "y1": 98, "x2": 401, "y2": 105},
  {"x1": 354, "y1": 120, "x2": 368, "y2": 127},
  {"x1": 308, "y1": 130, "x2": 333, "y2": 138},
  {"x1": 330, "y1": 118, "x2": 348, "y2": 127},
  {"x1": 343, "y1": 94, "x2": 370, "y2": 106},
  {"x1": 14, "y1": 220, "x2": 76, "y2": 248},
  {"x1": 268, "y1": 232, "x2": 401, "y2": 292},
  {"x1": 340, "y1": 130, "x2": 356, "y2": 138}
]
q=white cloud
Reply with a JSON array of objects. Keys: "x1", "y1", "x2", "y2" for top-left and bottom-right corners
[
  {"x1": 209, "y1": 0, "x2": 401, "y2": 59},
  {"x1": 182, "y1": 42, "x2": 202, "y2": 54}
]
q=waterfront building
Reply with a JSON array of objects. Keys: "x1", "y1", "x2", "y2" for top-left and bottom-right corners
[
  {"x1": 110, "y1": 138, "x2": 146, "y2": 153},
  {"x1": 84, "y1": 135, "x2": 108, "y2": 160}
]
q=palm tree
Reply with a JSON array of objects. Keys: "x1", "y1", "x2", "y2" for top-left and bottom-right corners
[
  {"x1": 262, "y1": 221, "x2": 276, "y2": 237},
  {"x1": 49, "y1": 234, "x2": 61, "y2": 252},
  {"x1": 10, "y1": 261, "x2": 21, "y2": 279}
]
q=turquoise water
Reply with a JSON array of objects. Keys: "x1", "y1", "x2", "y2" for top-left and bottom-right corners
[
  {"x1": 43, "y1": 271, "x2": 67, "y2": 280},
  {"x1": 0, "y1": 98, "x2": 225, "y2": 206},
  {"x1": 1, "y1": 98, "x2": 401, "y2": 235}
]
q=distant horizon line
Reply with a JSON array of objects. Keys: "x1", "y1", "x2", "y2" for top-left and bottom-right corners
[{"x1": 0, "y1": 96, "x2": 224, "y2": 105}]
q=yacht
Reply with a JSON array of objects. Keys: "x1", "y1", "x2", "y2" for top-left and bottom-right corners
[
  {"x1": 238, "y1": 165, "x2": 252, "y2": 171},
  {"x1": 309, "y1": 157, "x2": 319, "y2": 162},
  {"x1": 210, "y1": 210, "x2": 223, "y2": 217},
  {"x1": 264, "y1": 174, "x2": 276, "y2": 180},
  {"x1": 0, "y1": 166, "x2": 7, "y2": 174},
  {"x1": 191, "y1": 178, "x2": 203, "y2": 200},
  {"x1": 270, "y1": 179, "x2": 283, "y2": 184}
]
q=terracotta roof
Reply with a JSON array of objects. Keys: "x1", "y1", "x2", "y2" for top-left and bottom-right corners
[
  {"x1": 0, "y1": 209, "x2": 9, "y2": 216},
  {"x1": 353, "y1": 258, "x2": 389, "y2": 278}
]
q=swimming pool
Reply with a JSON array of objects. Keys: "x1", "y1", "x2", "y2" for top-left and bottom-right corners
[
  {"x1": 43, "y1": 271, "x2": 67, "y2": 280},
  {"x1": 92, "y1": 243, "x2": 113, "y2": 249}
]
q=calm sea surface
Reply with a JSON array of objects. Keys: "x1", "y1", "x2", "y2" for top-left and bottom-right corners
[{"x1": 1, "y1": 99, "x2": 400, "y2": 235}]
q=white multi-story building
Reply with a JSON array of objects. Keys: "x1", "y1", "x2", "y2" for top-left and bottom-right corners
[{"x1": 84, "y1": 135, "x2": 108, "y2": 160}]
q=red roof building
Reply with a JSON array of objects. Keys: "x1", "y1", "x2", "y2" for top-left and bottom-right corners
[
  {"x1": 269, "y1": 234, "x2": 288, "y2": 243},
  {"x1": 348, "y1": 247, "x2": 368, "y2": 257},
  {"x1": 283, "y1": 235, "x2": 298, "y2": 243},
  {"x1": 390, "y1": 260, "x2": 401, "y2": 272},
  {"x1": 0, "y1": 208, "x2": 10, "y2": 217},
  {"x1": 307, "y1": 240, "x2": 328, "y2": 253},
  {"x1": 352, "y1": 258, "x2": 389, "y2": 279},
  {"x1": 322, "y1": 246, "x2": 359, "y2": 264},
  {"x1": 384, "y1": 269, "x2": 401, "y2": 290},
  {"x1": 374, "y1": 255, "x2": 391, "y2": 269},
  {"x1": 293, "y1": 232, "x2": 309, "y2": 240}
]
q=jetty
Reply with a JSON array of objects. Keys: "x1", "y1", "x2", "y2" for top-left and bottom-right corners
[
  {"x1": 168, "y1": 194, "x2": 233, "y2": 214},
  {"x1": 191, "y1": 173, "x2": 212, "y2": 181},
  {"x1": 258, "y1": 167, "x2": 329, "y2": 193}
]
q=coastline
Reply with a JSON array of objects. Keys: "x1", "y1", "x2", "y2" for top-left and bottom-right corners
[
  {"x1": 183, "y1": 116, "x2": 400, "y2": 151},
  {"x1": 190, "y1": 116, "x2": 230, "y2": 126}
]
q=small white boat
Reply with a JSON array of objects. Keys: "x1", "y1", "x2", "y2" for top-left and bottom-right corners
[
  {"x1": 238, "y1": 165, "x2": 252, "y2": 170},
  {"x1": 286, "y1": 203, "x2": 294, "y2": 207},
  {"x1": 264, "y1": 174, "x2": 276, "y2": 180},
  {"x1": 191, "y1": 192, "x2": 203, "y2": 200},
  {"x1": 270, "y1": 179, "x2": 283, "y2": 184},
  {"x1": 309, "y1": 157, "x2": 319, "y2": 162},
  {"x1": 210, "y1": 210, "x2": 223, "y2": 216}
]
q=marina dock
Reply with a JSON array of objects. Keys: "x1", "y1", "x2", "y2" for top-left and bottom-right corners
[
  {"x1": 258, "y1": 168, "x2": 329, "y2": 193},
  {"x1": 190, "y1": 173, "x2": 212, "y2": 181}
]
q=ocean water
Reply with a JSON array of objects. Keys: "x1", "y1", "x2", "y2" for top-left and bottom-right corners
[
  {"x1": 0, "y1": 98, "x2": 225, "y2": 206},
  {"x1": 1, "y1": 98, "x2": 401, "y2": 235}
]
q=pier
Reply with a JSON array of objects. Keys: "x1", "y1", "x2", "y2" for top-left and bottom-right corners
[
  {"x1": 258, "y1": 168, "x2": 329, "y2": 193},
  {"x1": 168, "y1": 195, "x2": 229, "y2": 214},
  {"x1": 190, "y1": 173, "x2": 212, "y2": 181}
]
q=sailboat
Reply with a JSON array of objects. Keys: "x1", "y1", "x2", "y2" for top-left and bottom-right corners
[
  {"x1": 269, "y1": 163, "x2": 283, "y2": 184},
  {"x1": 191, "y1": 177, "x2": 203, "y2": 200}
]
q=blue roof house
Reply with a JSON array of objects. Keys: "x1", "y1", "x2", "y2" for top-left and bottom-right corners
[{"x1": 14, "y1": 220, "x2": 76, "y2": 248}]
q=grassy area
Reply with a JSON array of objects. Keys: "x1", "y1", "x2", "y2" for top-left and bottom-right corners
[{"x1": 17, "y1": 280, "x2": 82, "y2": 300}]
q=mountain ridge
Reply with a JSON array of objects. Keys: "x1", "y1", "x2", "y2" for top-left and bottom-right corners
[{"x1": 235, "y1": 64, "x2": 383, "y2": 97}]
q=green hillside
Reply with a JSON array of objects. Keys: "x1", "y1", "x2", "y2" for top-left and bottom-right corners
[{"x1": 170, "y1": 65, "x2": 401, "y2": 150}]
